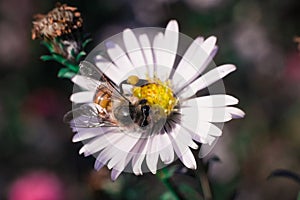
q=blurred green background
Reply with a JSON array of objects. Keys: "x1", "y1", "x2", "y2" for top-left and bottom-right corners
[{"x1": 1, "y1": 0, "x2": 300, "y2": 199}]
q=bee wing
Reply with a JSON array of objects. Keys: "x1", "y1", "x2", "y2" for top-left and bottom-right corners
[
  {"x1": 79, "y1": 61, "x2": 104, "y2": 81},
  {"x1": 63, "y1": 103, "x2": 116, "y2": 128},
  {"x1": 74, "y1": 61, "x2": 106, "y2": 92},
  {"x1": 78, "y1": 61, "x2": 130, "y2": 99}
]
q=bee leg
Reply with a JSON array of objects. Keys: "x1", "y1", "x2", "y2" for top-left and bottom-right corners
[
  {"x1": 118, "y1": 80, "x2": 127, "y2": 94},
  {"x1": 118, "y1": 78, "x2": 149, "y2": 94},
  {"x1": 135, "y1": 79, "x2": 148, "y2": 87}
]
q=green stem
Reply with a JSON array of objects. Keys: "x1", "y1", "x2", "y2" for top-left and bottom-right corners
[
  {"x1": 51, "y1": 54, "x2": 79, "y2": 72},
  {"x1": 195, "y1": 159, "x2": 213, "y2": 200},
  {"x1": 157, "y1": 168, "x2": 186, "y2": 200}
]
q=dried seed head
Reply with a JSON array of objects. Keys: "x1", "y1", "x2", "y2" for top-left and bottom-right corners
[
  {"x1": 294, "y1": 37, "x2": 300, "y2": 51},
  {"x1": 31, "y1": 3, "x2": 83, "y2": 40}
]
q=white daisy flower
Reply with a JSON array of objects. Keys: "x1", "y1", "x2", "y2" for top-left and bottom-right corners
[{"x1": 65, "y1": 20, "x2": 245, "y2": 181}]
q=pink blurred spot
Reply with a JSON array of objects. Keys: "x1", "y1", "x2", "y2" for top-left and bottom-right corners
[
  {"x1": 22, "y1": 89, "x2": 65, "y2": 118},
  {"x1": 8, "y1": 171, "x2": 64, "y2": 200},
  {"x1": 285, "y1": 52, "x2": 300, "y2": 82}
]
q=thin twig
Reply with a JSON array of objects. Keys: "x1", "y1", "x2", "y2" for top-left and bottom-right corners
[{"x1": 195, "y1": 159, "x2": 213, "y2": 200}]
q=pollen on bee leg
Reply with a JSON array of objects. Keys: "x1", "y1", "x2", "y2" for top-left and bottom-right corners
[{"x1": 127, "y1": 75, "x2": 140, "y2": 85}]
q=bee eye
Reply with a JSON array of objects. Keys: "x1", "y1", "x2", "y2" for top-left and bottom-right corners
[
  {"x1": 113, "y1": 105, "x2": 135, "y2": 126},
  {"x1": 120, "y1": 107, "x2": 130, "y2": 117}
]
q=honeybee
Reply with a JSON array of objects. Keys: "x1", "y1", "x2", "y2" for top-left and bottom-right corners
[
  {"x1": 64, "y1": 61, "x2": 167, "y2": 133},
  {"x1": 113, "y1": 98, "x2": 153, "y2": 128}
]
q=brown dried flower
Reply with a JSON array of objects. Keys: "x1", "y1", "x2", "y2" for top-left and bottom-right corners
[
  {"x1": 31, "y1": 3, "x2": 83, "y2": 40},
  {"x1": 294, "y1": 37, "x2": 300, "y2": 51}
]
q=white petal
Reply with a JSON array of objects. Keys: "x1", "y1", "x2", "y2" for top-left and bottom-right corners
[
  {"x1": 100, "y1": 134, "x2": 145, "y2": 179},
  {"x1": 73, "y1": 132, "x2": 98, "y2": 143},
  {"x1": 179, "y1": 64, "x2": 236, "y2": 98},
  {"x1": 139, "y1": 34, "x2": 154, "y2": 78},
  {"x1": 202, "y1": 36, "x2": 217, "y2": 53},
  {"x1": 152, "y1": 32, "x2": 164, "y2": 75},
  {"x1": 152, "y1": 31, "x2": 178, "y2": 81},
  {"x1": 146, "y1": 135, "x2": 160, "y2": 174},
  {"x1": 181, "y1": 101, "x2": 232, "y2": 123},
  {"x1": 198, "y1": 138, "x2": 219, "y2": 158},
  {"x1": 106, "y1": 41, "x2": 137, "y2": 77},
  {"x1": 72, "y1": 75, "x2": 101, "y2": 91},
  {"x1": 72, "y1": 128, "x2": 104, "y2": 142},
  {"x1": 70, "y1": 91, "x2": 94, "y2": 103},
  {"x1": 111, "y1": 152, "x2": 134, "y2": 181},
  {"x1": 79, "y1": 133, "x2": 123, "y2": 156},
  {"x1": 184, "y1": 95, "x2": 239, "y2": 107},
  {"x1": 198, "y1": 122, "x2": 222, "y2": 137},
  {"x1": 107, "y1": 134, "x2": 141, "y2": 170},
  {"x1": 157, "y1": 134, "x2": 174, "y2": 164},
  {"x1": 178, "y1": 125, "x2": 199, "y2": 150},
  {"x1": 173, "y1": 36, "x2": 217, "y2": 91},
  {"x1": 107, "y1": 151, "x2": 124, "y2": 170},
  {"x1": 123, "y1": 29, "x2": 146, "y2": 68},
  {"x1": 132, "y1": 139, "x2": 149, "y2": 175},
  {"x1": 94, "y1": 159, "x2": 105, "y2": 171},
  {"x1": 177, "y1": 147, "x2": 197, "y2": 170},
  {"x1": 172, "y1": 37, "x2": 204, "y2": 80},
  {"x1": 189, "y1": 140, "x2": 199, "y2": 150},
  {"x1": 226, "y1": 107, "x2": 245, "y2": 118},
  {"x1": 169, "y1": 125, "x2": 197, "y2": 169},
  {"x1": 162, "y1": 20, "x2": 179, "y2": 77},
  {"x1": 205, "y1": 135, "x2": 217, "y2": 146},
  {"x1": 94, "y1": 147, "x2": 113, "y2": 170},
  {"x1": 181, "y1": 122, "x2": 221, "y2": 144},
  {"x1": 94, "y1": 55, "x2": 123, "y2": 84},
  {"x1": 111, "y1": 169, "x2": 123, "y2": 181},
  {"x1": 72, "y1": 127, "x2": 118, "y2": 142}
]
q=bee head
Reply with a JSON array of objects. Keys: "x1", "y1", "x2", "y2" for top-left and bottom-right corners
[
  {"x1": 113, "y1": 103, "x2": 136, "y2": 126},
  {"x1": 138, "y1": 99, "x2": 148, "y2": 105},
  {"x1": 139, "y1": 100, "x2": 150, "y2": 127}
]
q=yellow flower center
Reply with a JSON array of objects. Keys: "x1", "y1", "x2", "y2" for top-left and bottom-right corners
[{"x1": 132, "y1": 78, "x2": 177, "y2": 115}]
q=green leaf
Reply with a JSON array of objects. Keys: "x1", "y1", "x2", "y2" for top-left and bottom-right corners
[
  {"x1": 159, "y1": 166, "x2": 177, "y2": 180},
  {"x1": 40, "y1": 54, "x2": 78, "y2": 72},
  {"x1": 57, "y1": 68, "x2": 76, "y2": 79},
  {"x1": 71, "y1": 48, "x2": 76, "y2": 58},
  {"x1": 76, "y1": 51, "x2": 86, "y2": 62},
  {"x1": 58, "y1": 40, "x2": 64, "y2": 50},
  {"x1": 40, "y1": 55, "x2": 54, "y2": 61},
  {"x1": 160, "y1": 191, "x2": 177, "y2": 200},
  {"x1": 51, "y1": 53, "x2": 67, "y2": 64},
  {"x1": 179, "y1": 184, "x2": 203, "y2": 200},
  {"x1": 82, "y1": 38, "x2": 92, "y2": 48},
  {"x1": 41, "y1": 41, "x2": 54, "y2": 53},
  {"x1": 51, "y1": 53, "x2": 79, "y2": 72},
  {"x1": 297, "y1": 191, "x2": 300, "y2": 200}
]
